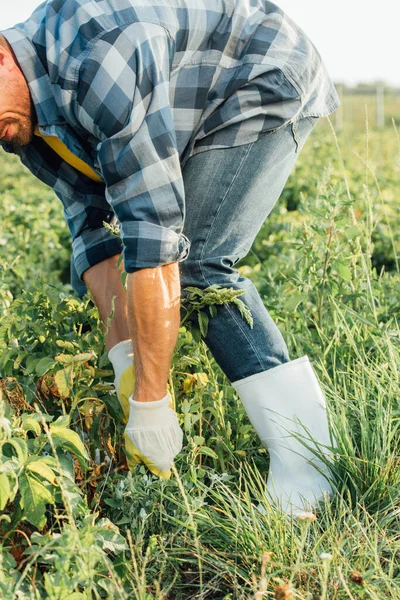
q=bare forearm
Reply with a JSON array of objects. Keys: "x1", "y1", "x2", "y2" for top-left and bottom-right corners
[
  {"x1": 82, "y1": 254, "x2": 130, "y2": 351},
  {"x1": 127, "y1": 262, "x2": 181, "y2": 402}
]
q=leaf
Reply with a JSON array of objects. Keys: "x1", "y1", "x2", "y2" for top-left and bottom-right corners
[
  {"x1": 24, "y1": 355, "x2": 40, "y2": 375},
  {"x1": 181, "y1": 399, "x2": 191, "y2": 414},
  {"x1": 54, "y1": 354, "x2": 74, "y2": 364},
  {"x1": 0, "y1": 472, "x2": 11, "y2": 510},
  {"x1": 103, "y1": 220, "x2": 121, "y2": 238},
  {"x1": 2, "y1": 438, "x2": 28, "y2": 465},
  {"x1": 232, "y1": 298, "x2": 254, "y2": 328},
  {"x1": 344, "y1": 225, "x2": 361, "y2": 240},
  {"x1": 56, "y1": 340, "x2": 76, "y2": 351},
  {"x1": 234, "y1": 450, "x2": 247, "y2": 458},
  {"x1": 197, "y1": 311, "x2": 209, "y2": 337},
  {"x1": 94, "y1": 519, "x2": 128, "y2": 554},
  {"x1": 193, "y1": 372, "x2": 209, "y2": 387},
  {"x1": 56, "y1": 479, "x2": 86, "y2": 515},
  {"x1": 239, "y1": 425, "x2": 254, "y2": 435},
  {"x1": 35, "y1": 357, "x2": 57, "y2": 377},
  {"x1": 209, "y1": 305, "x2": 217, "y2": 318},
  {"x1": 55, "y1": 352, "x2": 95, "y2": 365},
  {"x1": 197, "y1": 447, "x2": 218, "y2": 460},
  {"x1": 94, "y1": 529, "x2": 128, "y2": 554},
  {"x1": 54, "y1": 452, "x2": 75, "y2": 481},
  {"x1": 104, "y1": 498, "x2": 122, "y2": 508},
  {"x1": 19, "y1": 472, "x2": 54, "y2": 529},
  {"x1": 116, "y1": 516, "x2": 131, "y2": 525},
  {"x1": 26, "y1": 460, "x2": 58, "y2": 485},
  {"x1": 52, "y1": 414, "x2": 71, "y2": 428},
  {"x1": 284, "y1": 292, "x2": 308, "y2": 311},
  {"x1": 333, "y1": 260, "x2": 352, "y2": 281},
  {"x1": 191, "y1": 326, "x2": 202, "y2": 344},
  {"x1": 2, "y1": 550, "x2": 16, "y2": 569},
  {"x1": 54, "y1": 365, "x2": 74, "y2": 398},
  {"x1": 50, "y1": 426, "x2": 89, "y2": 470},
  {"x1": 21, "y1": 416, "x2": 41, "y2": 436},
  {"x1": 182, "y1": 286, "x2": 203, "y2": 295},
  {"x1": 193, "y1": 436, "x2": 205, "y2": 446},
  {"x1": 99, "y1": 351, "x2": 111, "y2": 369}
]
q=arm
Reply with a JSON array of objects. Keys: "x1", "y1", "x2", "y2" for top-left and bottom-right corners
[
  {"x1": 76, "y1": 22, "x2": 190, "y2": 403},
  {"x1": 128, "y1": 262, "x2": 181, "y2": 402}
]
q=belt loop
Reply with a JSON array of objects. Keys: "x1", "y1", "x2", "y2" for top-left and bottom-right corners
[{"x1": 291, "y1": 121, "x2": 300, "y2": 153}]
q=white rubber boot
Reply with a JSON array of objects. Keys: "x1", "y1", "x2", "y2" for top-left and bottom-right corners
[{"x1": 232, "y1": 356, "x2": 336, "y2": 516}]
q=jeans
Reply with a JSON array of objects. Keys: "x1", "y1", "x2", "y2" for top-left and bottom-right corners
[
  {"x1": 71, "y1": 116, "x2": 318, "y2": 382},
  {"x1": 179, "y1": 117, "x2": 318, "y2": 383}
]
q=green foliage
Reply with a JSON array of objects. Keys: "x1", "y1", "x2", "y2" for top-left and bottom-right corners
[
  {"x1": 0, "y1": 113, "x2": 399, "y2": 597},
  {"x1": 0, "y1": 154, "x2": 71, "y2": 301},
  {"x1": 181, "y1": 284, "x2": 254, "y2": 339},
  {"x1": 0, "y1": 399, "x2": 88, "y2": 534}
]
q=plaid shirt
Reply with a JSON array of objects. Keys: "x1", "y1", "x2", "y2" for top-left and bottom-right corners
[{"x1": 1, "y1": 0, "x2": 339, "y2": 279}]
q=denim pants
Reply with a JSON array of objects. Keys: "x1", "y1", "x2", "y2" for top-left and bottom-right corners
[
  {"x1": 179, "y1": 116, "x2": 318, "y2": 383},
  {"x1": 71, "y1": 116, "x2": 317, "y2": 382}
]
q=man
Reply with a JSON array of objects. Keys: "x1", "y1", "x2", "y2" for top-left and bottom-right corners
[{"x1": 0, "y1": 0, "x2": 339, "y2": 516}]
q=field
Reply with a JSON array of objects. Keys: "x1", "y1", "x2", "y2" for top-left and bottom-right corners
[{"x1": 0, "y1": 97, "x2": 399, "y2": 599}]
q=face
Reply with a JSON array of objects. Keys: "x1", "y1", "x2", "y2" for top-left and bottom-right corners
[{"x1": 0, "y1": 44, "x2": 36, "y2": 147}]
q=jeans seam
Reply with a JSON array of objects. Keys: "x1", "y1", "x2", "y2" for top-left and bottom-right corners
[
  {"x1": 196, "y1": 141, "x2": 268, "y2": 375},
  {"x1": 216, "y1": 300, "x2": 268, "y2": 375},
  {"x1": 291, "y1": 121, "x2": 300, "y2": 153}
]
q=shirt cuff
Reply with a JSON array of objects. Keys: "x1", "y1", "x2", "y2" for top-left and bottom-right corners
[
  {"x1": 121, "y1": 221, "x2": 191, "y2": 273},
  {"x1": 72, "y1": 227, "x2": 123, "y2": 281}
]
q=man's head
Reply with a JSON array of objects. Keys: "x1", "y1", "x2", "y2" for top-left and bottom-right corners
[{"x1": 0, "y1": 34, "x2": 36, "y2": 146}]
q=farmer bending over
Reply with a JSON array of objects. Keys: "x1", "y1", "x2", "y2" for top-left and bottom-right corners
[{"x1": 0, "y1": 0, "x2": 340, "y2": 516}]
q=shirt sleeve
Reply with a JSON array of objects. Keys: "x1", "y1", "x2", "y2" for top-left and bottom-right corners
[{"x1": 74, "y1": 21, "x2": 190, "y2": 273}]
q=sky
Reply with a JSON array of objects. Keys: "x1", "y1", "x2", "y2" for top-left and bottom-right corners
[{"x1": 0, "y1": 0, "x2": 399, "y2": 87}]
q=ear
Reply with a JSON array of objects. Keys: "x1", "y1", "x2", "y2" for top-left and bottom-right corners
[{"x1": 0, "y1": 46, "x2": 16, "y2": 73}]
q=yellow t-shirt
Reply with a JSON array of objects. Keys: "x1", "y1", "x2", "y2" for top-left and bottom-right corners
[{"x1": 34, "y1": 125, "x2": 102, "y2": 183}]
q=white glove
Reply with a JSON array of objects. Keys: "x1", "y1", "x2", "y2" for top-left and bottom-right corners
[
  {"x1": 123, "y1": 392, "x2": 183, "y2": 479},
  {"x1": 108, "y1": 339, "x2": 135, "y2": 423}
]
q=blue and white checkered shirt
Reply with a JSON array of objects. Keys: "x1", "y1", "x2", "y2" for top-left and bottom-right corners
[{"x1": 1, "y1": 0, "x2": 339, "y2": 278}]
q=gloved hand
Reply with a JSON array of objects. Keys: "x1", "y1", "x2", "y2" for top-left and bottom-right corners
[
  {"x1": 123, "y1": 391, "x2": 183, "y2": 479},
  {"x1": 108, "y1": 340, "x2": 179, "y2": 476},
  {"x1": 108, "y1": 339, "x2": 135, "y2": 424}
]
